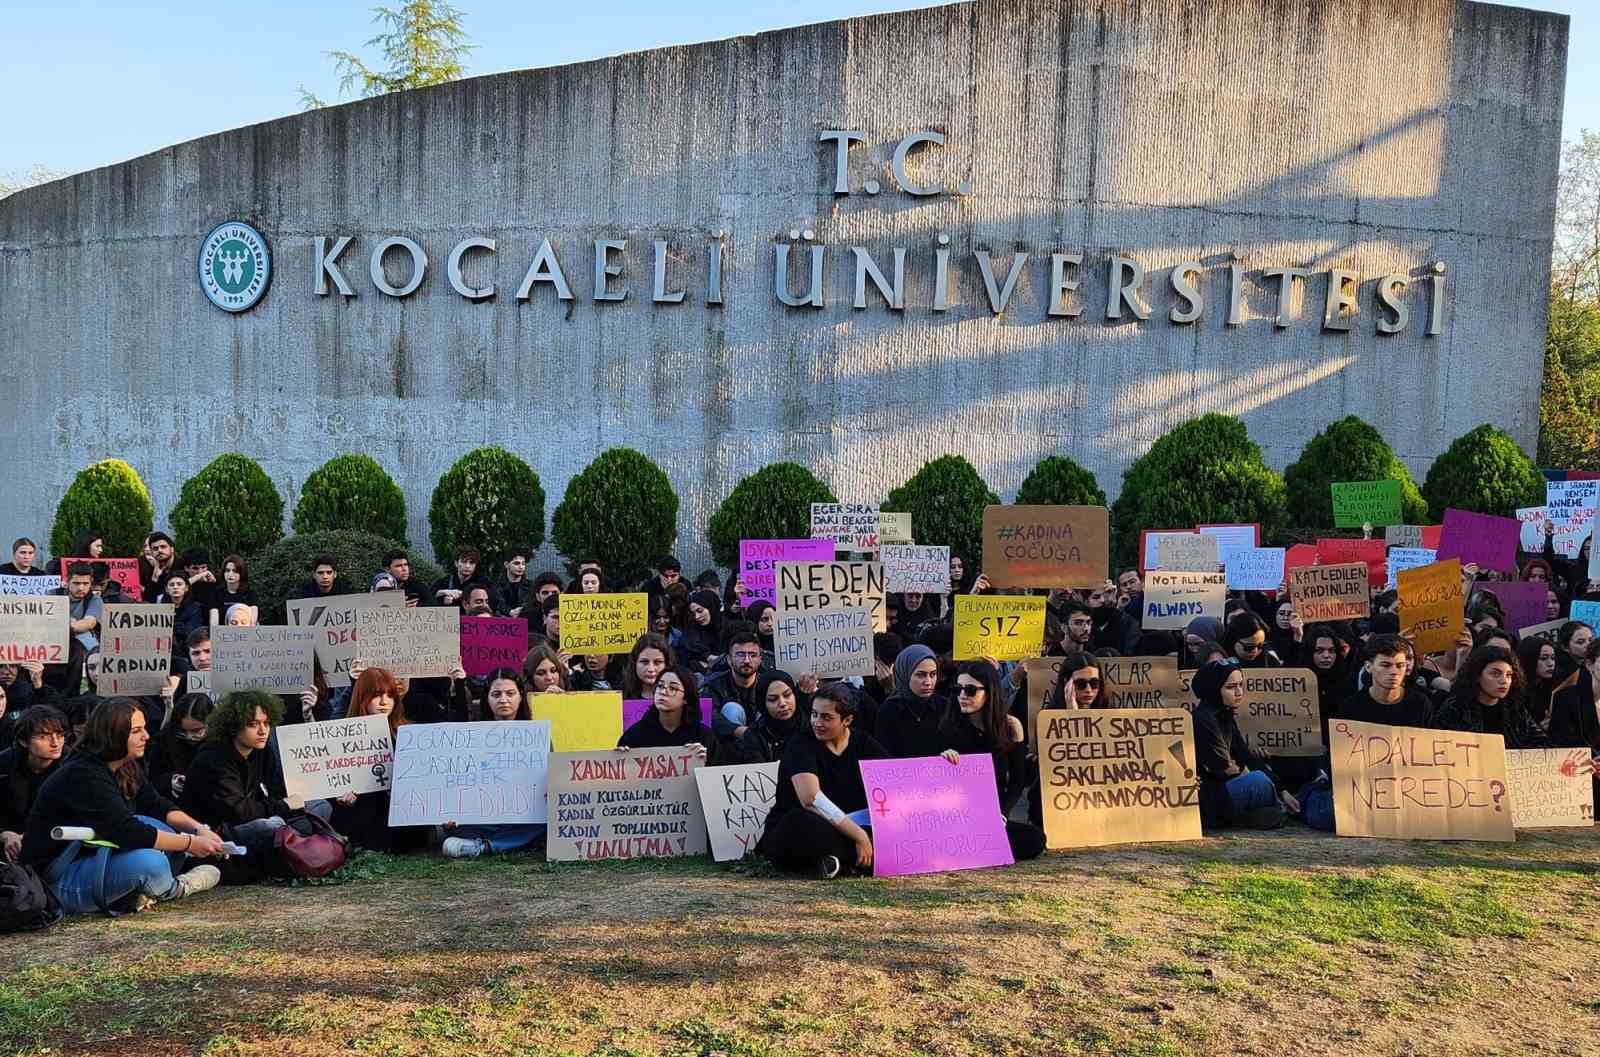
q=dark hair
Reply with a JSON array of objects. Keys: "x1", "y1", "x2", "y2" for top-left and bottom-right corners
[
  {"x1": 624, "y1": 633, "x2": 676, "y2": 698},
  {"x1": 206, "y1": 690, "x2": 284, "y2": 744},
  {"x1": 65, "y1": 562, "x2": 93, "y2": 580},
  {"x1": 811, "y1": 683, "x2": 858, "y2": 721},
  {"x1": 523, "y1": 644, "x2": 570, "y2": 692},
  {"x1": 725, "y1": 627, "x2": 762, "y2": 653},
  {"x1": 1514, "y1": 636, "x2": 1554, "y2": 683},
  {"x1": 1586, "y1": 637, "x2": 1600, "y2": 664},
  {"x1": 694, "y1": 568, "x2": 722, "y2": 590},
  {"x1": 310, "y1": 554, "x2": 338, "y2": 572},
  {"x1": 10, "y1": 537, "x2": 35, "y2": 552},
  {"x1": 221, "y1": 553, "x2": 250, "y2": 589},
  {"x1": 657, "y1": 555, "x2": 681, "y2": 573},
  {"x1": 483, "y1": 667, "x2": 531, "y2": 720},
  {"x1": 541, "y1": 594, "x2": 561, "y2": 618},
  {"x1": 1373, "y1": 589, "x2": 1399, "y2": 610},
  {"x1": 1304, "y1": 623, "x2": 1352, "y2": 672},
  {"x1": 178, "y1": 548, "x2": 211, "y2": 568},
  {"x1": 1474, "y1": 626, "x2": 1517, "y2": 652},
  {"x1": 1221, "y1": 612, "x2": 1270, "y2": 652},
  {"x1": 654, "y1": 665, "x2": 702, "y2": 728},
  {"x1": 383, "y1": 549, "x2": 409, "y2": 566},
  {"x1": 1048, "y1": 651, "x2": 1102, "y2": 710},
  {"x1": 77, "y1": 698, "x2": 146, "y2": 799},
  {"x1": 1451, "y1": 645, "x2": 1528, "y2": 716},
  {"x1": 1558, "y1": 620, "x2": 1594, "y2": 649},
  {"x1": 1367, "y1": 612, "x2": 1401, "y2": 636},
  {"x1": 1058, "y1": 599, "x2": 1092, "y2": 622},
  {"x1": 186, "y1": 626, "x2": 211, "y2": 649},
  {"x1": 873, "y1": 631, "x2": 904, "y2": 666},
  {"x1": 533, "y1": 572, "x2": 563, "y2": 592},
  {"x1": 1364, "y1": 633, "x2": 1415, "y2": 665},
  {"x1": 169, "y1": 692, "x2": 214, "y2": 729},
  {"x1": 454, "y1": 545, "x2": 481, "y2": 563},
  {"x1": 70, "y1": 531, "x2": 103, "y2": 556},
  {"x1": 506, "y1": 547, "x2": 532, "y2": 562},
  {"x1": 146, "y1": 532, "x2": 174, "y2": 547},
  {"x1": 12, "y1": 704, "x2": 69, "y2": 750},
  {"x1": 946, "y1": 660, "x2": 1015, "y2": 752}
]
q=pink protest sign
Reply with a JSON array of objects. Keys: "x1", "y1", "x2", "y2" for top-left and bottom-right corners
[
  {"x1": 623, "y1": 696, "x2": 716, "y2": 730},
  {"x1": 857, "y1": 755, "x2": 1014, "y2": 877},
  {"x1": 739, "y1": 539, "x2": 836, "y2": 605},
  {"x1": 1471, "y1": 583, "x2": 1546, "y2": 633},
  {"x1": 459, "y1": 616, "x2": 528, "y2": 678},
  {"x1": 1437, "y1": 509, "x2": 1520, "y2": 574},
  {"x1": 59, "y1": 557, "x2": 143, "y2": 599},
  {"x1": 1315, "y1": 538, "x2": 1387, "y2": 589}
]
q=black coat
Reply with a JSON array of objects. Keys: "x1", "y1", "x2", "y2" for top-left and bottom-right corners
[
  {"x1": 1192, "y1": 698, "x2": 1278, "y2": 828},
  {"x1": 876, "y1": 691, "x2": 947, "y2": 759},
  {"x1": 0, "y1": 746, "x2": 60, "y2": 833},
  {"x1": 178, "y1": 742, "x2": 292, "y2": 830},
  {"x1": 20, "y1": 753, "x2": 178, "y2": 867}
]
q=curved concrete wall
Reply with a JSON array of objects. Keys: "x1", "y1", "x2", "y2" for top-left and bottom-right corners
[{"x1": 0, "y1": 0, "x2": 1567, "y2": 566}]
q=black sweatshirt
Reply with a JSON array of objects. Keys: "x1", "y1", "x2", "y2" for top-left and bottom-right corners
[
  {"x1": 939, "y1": 715, "x2": 1029, "y2": 815},
  {"x1": 876, "y1": 691, "x2": 948, "y2": 759},
  {"x1": 178, "y1": 741, "x2": 292, "y2": 828},
  {"x1": 21, "y1": 753, "x2": 178, "y2": 867}
]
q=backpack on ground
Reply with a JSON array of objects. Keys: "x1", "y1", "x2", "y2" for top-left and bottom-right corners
[{"x1": 0, "y1": 860, "x2": 64, "y2": 932}]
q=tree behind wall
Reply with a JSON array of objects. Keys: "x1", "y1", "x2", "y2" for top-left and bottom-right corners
[
  {"x1": 300, "y1": 1, "x2": 472, "y2": 109},
  {"x1": 169, "y1": 454, "x2": 285, "y2": 560},
  {"x1": 706, "y1": 463, "x2": 838, "y2": 569},
  {"x1": 550, "y1": 448, "x2": 679, "y2": 587},
  {"x1": 884, "y1": 456, "x2": 999, "y2": 569},
  {"x1": 50, "y1": 459, "x2": 155, "y2": 559}
]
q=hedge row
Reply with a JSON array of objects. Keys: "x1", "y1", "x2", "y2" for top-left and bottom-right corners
[{"x1": 48, "y1": 416, "x2": 1547, "y2": 580}]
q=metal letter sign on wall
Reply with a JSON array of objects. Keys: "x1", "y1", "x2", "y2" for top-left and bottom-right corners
[{"x1": 198, "y1": 220, "x2": 271, "y2": 312}]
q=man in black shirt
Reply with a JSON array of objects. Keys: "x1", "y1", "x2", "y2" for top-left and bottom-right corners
[
  {"x1": 287, "y1": 555, "x2": 349, "y2": 601},
  {"x1": 0, "y1": 537, "x2": 49, "y2": 577},
  {"x1": 383, "y1": 550, "x2": 426, "y2": 607},
  {"x1": 1337, "y1": 634, "x2": 1434, "y2": 728}
]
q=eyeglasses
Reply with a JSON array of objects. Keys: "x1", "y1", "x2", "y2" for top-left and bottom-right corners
[
  {"x1": 956, "y1": 684, "x2": 983, "y2": 697},
  {"x1": 731, "y1": 651, "x2": 762, "y2": 662},
  {"x1": 1237, "y1": 639, "x2": 1266, "y2": 654},
  {"x1": 1072, "y1": 677, "x2": 1101, "y2": 690}
]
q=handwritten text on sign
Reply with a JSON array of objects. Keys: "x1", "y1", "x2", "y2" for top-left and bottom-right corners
[
  {"x1": 387, "y1": 720, "x2": 552, "y2": 825},
  {"x1": 772, "y1": 605, "x2": 874, "y2": 678},
  {"x1": 559, "y1": 593, "x2": 647, "y2": 653},
  {"x1": 774, "y1": 561, "x2": 886, "y2": 632},
  {"x1": 58, "y1": 557, "x2": 142, "y2": 599},
  {"x1": 0, "y1": 596, "x2": 68, "y2": 664},
  {"x1": 858, "y1": 755, "x2": 1013, "y2": 877},
  {"x1": 1225, "y1": 547, "x2": 1285, "y2": 591},
  {"x1": 356, "y1": 605, "x2": 460, "y2": 678},
  {"x1": 738, "y1": 539, "x2": 836, "y2": 606},
  {"x1": 981, "y1": 505, "x2": 1109, "y2": 589},
  {"x1": 1099, "y1": 656, "x2": 1186, "y2": 710},
  {"x1": 1397, "y1": 559, "x2": 1463, "y2": 656},
  {"x1": 810, "y1": 503, "x2": 880, "y2": 551},
  {"x1": 880, "y1": 544, "x2": 951, "y2": 593},
  {"x1": 547, "y1": 749, "x2": 707, "y2": 862},
  {"x1": 0, "y1": 575, "x2": 56, "y2": 596},
  {"x1": 1155, "y1": 532, "x2": 1219, "y2": 572},
  {"x1": 460, "y1": 616, "x2": 528, "y2": 678},
  {"x1": 1037, "y1": 708, "x2": 1202, "y2": 848},
  {"x1": 1238, "y1": 669, "x2": 1323, "y2": 757},
  {"x1": 1142, "y1": 571, "x2": 1227, "y2": 629},
  {"x1": 693, "y1": 762, "x2": 779, "y2": 861},
  {"x1": 1331, "y1": 479, "x2": 1403, "y2": 527},
  {"x1": 101, "y1": 604, "x2": 174, "y2": 694},
  {"x1": 952, "y1": 595, "x2": 1047, "y2": 661},
  {"x1": 287, "y1": 592, "x2": 404, "y2": 687},
  {"x1": 1504, "y1": 748, "x2": 1595, "y2": 829},
  {"x1": 1288, "y1": 563, "x2": 1371, "y2": 622},
  {"x1": 210, "y1": 626, "x2": 318, "y2": 693},
  {"x1": 278, "y1": 714, "x2": 394, "y2": 801},
  {"x1": 1330, "y1": 720, "x2": 1513, "y2": 842}
]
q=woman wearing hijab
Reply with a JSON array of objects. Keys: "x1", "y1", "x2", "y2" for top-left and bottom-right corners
[
  {"x1": 734, "y1": 671, "x2": 808, "y2": 764},
  {"x1": 1181, "y1": 617, "x2": 1223, "y2": 669},
  {"x1": 1515, "y1": 636, "x2": 1559, "y2": 732},
  {"x1": 743, "y1": 600, "x2": 777, "y2": 655},
  {"x1": 1189, "y1": 660, "x2": 1299, "y2": 829},
  {"x1": 876, "y1": 644, "x2": 946, "y2": 758},
  {"x1": 677, "y1": 590, "x2": 723, "y2": 672},
  {"x1": 937, "y1": 661, "x2": 1045, "y2": 860}
]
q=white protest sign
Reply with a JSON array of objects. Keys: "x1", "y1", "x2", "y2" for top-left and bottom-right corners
[
  {"x1": 880, "y1": 545, "x2": 951, "y2": 593},
  {"x1": 1198, "y1": 524, "x2": 1259, "y2": 566},
  {"x1": 771, "y1": 605, "x2": 874, "y2": 678},
  {"x1": 1505, "y1": 748, "x2": 1595, "y2": 829},
  {"x1": 1546, "y1": 480, "x2": 1598, "y2": 557},
  {"x1": 277, "y1": 714, "x2": 395, "y2": 800},
  {"x1": 1225, "y1": 547, "x2": 1285, "y2": 591},
  {"x1": 1516, "y1": 507, "x2": 1546, "y2": 553},
  {"x1": 810, "y1": 503, "x2": 880, "y2": 551},
  {"x1": 208, "y1": 626, "x2": 318, "y2": 693},
  {"x1": 357, "y1": 605, "x2": 461, "y2": 678},
  {"x1": 388, "y1": 720, "x2": 552, "y2": 825},
  {"x1": 0, "y1": 575, "x2": 55, "y2": 597},
  {"x1": 547, "y1": 749, "x2": 707, "y2": 862},
  {"x1": 694, "y1": 763, "x2": 779, "y2": 861},
  {"x1": 287, "y1": 592, "x2": 405, "y2": 687},
  {"x1": 0, "y1": 596, "x2": 69, "y2": 665},
  {"x1": 1385, "y1": 547, "x2": 1437, "y2": 591}
]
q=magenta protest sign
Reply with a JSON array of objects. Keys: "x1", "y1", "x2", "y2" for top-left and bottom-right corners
[
  {"x1": 459, "y1": 616, "x2": 528, "y2": 678},
  {"x1": 624, "y1": 696, "x2": 716, "y2": 730},
  {"x1": 1473, "y1": 583, "x2": 1546, "y2": 633},
  {"x1": 857, "y1": 755, "x2": 1014, "y2": 877},
  {"x1": 1437, "y1": 508, "x2": 1520, "y2": 574},
  {"x1": 739, "y1": 539, "x2": 837, "y2": 606}
]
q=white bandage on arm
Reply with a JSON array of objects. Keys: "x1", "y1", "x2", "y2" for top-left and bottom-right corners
[{"x1": 810, "y1": 792, "x2": 847, "y2": 825}]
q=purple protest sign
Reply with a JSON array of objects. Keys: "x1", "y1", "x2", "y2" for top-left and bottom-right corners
[
  {"x1": 623, "y1": 696, "x2": 717, "y2": 730},
  {"x1": 739, "y1": 539, "x2": 837, "y2": 606},
  {"x1": 1437, "y1": 509, "x2": 1520, "y2": 574},
  {"x1": 459, "y1": 616, "x2": 528, "y2": 678},
  {"x1": 857, "y1": 755, "x2": 1014, "y2": 877},
  {"x1": 1471, "y1": 583, "x2": 1546, "y2": 633}
]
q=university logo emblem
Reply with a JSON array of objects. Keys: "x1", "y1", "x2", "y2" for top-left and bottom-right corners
[{"x1": 198, "y1": 220, "x2": 271, "y2": 312}]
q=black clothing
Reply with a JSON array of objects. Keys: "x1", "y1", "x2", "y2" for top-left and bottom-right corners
[
  {"x1": 392, "y1": 577, "x2": 428, "y2": 607},
  {"x1": 286, "y1": 576, "x2": 354, "y2": 601},
  {"x1": 939, "y1": 715, "x2": 1029, "y2": 815},
  {"x1": 769, "y1": 730, "x2": 887, "y2": 818},
  {"x1": 168, "y1": 601, "x2": 206, "y2": 660},
  {"x1": 1090, "y1": 607, "x2": 1140, "y2": 655},
  {"x1": 732, "y1": 707, "x2": 805, "y2": 765},
  {"x1": 178, "y1": 742, "x2": 292, "y2": 830},
  {"x1": 0, "y1": 563, "x2": 50, "y2": 577},
  {"x1": 20, "y1": 753, "x2": 178, "y2": 867},
  {"x1": 876, "y1": 691, "x2": 947, "y2": 759},
  {"x1": 0, "y1": 747, "x2": 59, "y2": 834},
  {"x1": 145, "y1": 729, "x2": 202, "y2": 801},
  {"x1": 617, "y1": 711, "x2": 716, "y2": 757},
  {"x1": 332, "y1": 790, "x2": 430, "y2": 854},
  {"x1": 214, "y1": 587, "x2": 259, "y2": 614},
  {"x1": 1432, "y1": 689, "x2": 1549, "y2": 749},
  {"x1": 702, "y1": 668, "x2": 768, "y2": 740},
  {"x1": 401, "y1": 678, "x2": 465, "y2": 725},
  {"x1": 1550, "y1": 674, "x2": 1600, "y2": 751},
  {"x1": 1335, "y1": 688, "x2": 1434, "y2": 729},
  {"x1": 428, "y1": 573, "x2": 490, "y2": 608},
  {"x1": 1192, "y1": 698, "x2": 1279, "y2": 828},
  {"x1": 495, "y1": 577, "x2": 533, "y2": 617}
]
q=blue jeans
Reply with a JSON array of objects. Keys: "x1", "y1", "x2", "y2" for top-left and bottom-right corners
[
  {"x1": 1225, "y1": 771, "x2": 1277, "y2": 815},
  {"x1": 45, "y1": 815, "x2": 182, "y2": 915},
  {"x1": 1297, "y1": 779, "x2": 1336, "y2": 831},
  {"x1": 453, "y1": 824, "x2": 545, "y2": 853}
]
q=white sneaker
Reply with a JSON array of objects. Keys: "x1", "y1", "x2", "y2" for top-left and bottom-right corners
[
  {"x1": 441, "y1": 837, "x2": 486, "y2": 859},
  {"x1": 170, "y1": 865, "x2": 222, "y2": 900}
]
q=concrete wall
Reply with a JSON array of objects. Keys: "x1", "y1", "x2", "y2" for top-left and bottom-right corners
[{"x1": 0, "y1": 0, "x2": 1568, "y2": 567}]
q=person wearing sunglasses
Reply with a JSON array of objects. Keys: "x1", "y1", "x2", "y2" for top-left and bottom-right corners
[
  {"x1": 1221, "y1": 612, "x2": 1281, "y2": 669},
  {"x1": 1027, "y1": 652, "x2": 1103, "y2": 827},
  {"x1": 937, "y1": 662, "x2": 1045, "y2": 861}
]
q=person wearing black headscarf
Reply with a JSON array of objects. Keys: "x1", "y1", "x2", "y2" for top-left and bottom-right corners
[
  {"x1": 876, "y1": 644, "x2": 947, "y2": 758},
  {"x1": 733, "y1": 671, "x2": 808, "y2": 764},
  {"x1": 1189, "y1": 659, "x2": 1298, "y2": 830},
  {"x1": 676, "y1": 589, "x2": 724, "y2": 672},
  {"x1": 743, "y1": 600, "x2": 776, "y2": 655}
]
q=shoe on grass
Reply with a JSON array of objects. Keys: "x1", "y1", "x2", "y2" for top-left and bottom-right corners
[
  {"x1": 171, "y1": 865, "x2": 222, "y2": 900},
  {"x1": 442, "y1": 836, "x2": 487, "y2": 859},
  {"x1": 814, "y1": 854, "x2": 842, "y2": 879}
]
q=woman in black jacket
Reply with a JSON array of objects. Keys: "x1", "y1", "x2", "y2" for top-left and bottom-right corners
[
  {"x1": 1548, "y1": 639, "x2": 1600, "y2": 805},
  {"x1": 937, "y1": 662, "x2": 1044, "y2": 860},
  {"x1": 1433, "y1": 646, "x2": 1548, "y2": 749},
  {"x1": 1515, "y1": 636, "x2": 1560, "y2": 732},
  {"x1": 1221, "y1": 612, "x2": 1282, "y2": 669},
  {"x1": 1190, "y1": 660, "x2": 1299, "y2": 829},
  {"x1": 876, "y1": 645, "x2": 947, "y2": 758},
  {"x1": 0, "y1": 705, "x2": 70, "y2": 861},
  {"x1": 179, "y1": 690, "x2": 299, "y2": 880},
  {"x1": 733, "y1": 671, "x2": 807, "y2": 765},
  {"x1": 145, "y1": 693, "x2": 213, "y2": 801},
  {"x1": 618, "y1": 666, "x2": 714, "y2": 757}
]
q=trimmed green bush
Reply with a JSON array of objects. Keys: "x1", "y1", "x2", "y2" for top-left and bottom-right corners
[
  {"x1": 706, "y1": 462, "x2": 838, "y2": 568},
  {"x1": 294, "y1": 454, "x2": 408, "y2": 542},
  {"x1": 250, "y1": 529, "x2": 444, "y2": 624},
  {"x1": 1109, "y1": 414, "x2": 1287, "y2": 565},
  {"x1": 428, "y1": 447, "x2": 545, "y2": 566},
  {"x1": 1014, "y1": 455, "x2": 1107, "y2": 508},
  {"x1": 1421, "y1": 424, "x2": 1545, "y2": 519},
  {"x1": 550, "y1": 448, "x2": 679, "y2": 586},
  {"x1": 50, "y1": 458, "x2": 155, "y2": 558},
  {"x1": 1282, "y1": 416, "x2": 1428, "y2": 528},
  {"x1": 169, "y1": 454, "x2": 285, "y2": 559},
  {"x1": 883, "y1": 455, "x2": 999, "y2": 566}
]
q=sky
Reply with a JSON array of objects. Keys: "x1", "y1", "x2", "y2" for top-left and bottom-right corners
[{"x1": 2, "y1": 0, "x2": 1594, "y2": 180}]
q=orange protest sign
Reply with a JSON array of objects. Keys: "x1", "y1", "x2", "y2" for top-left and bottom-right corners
[{"x1": 1397, "y1": 559, "x2": 1463, "y2": 656}]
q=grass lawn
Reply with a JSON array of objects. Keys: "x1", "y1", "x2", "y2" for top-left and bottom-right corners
[{"x1": 4, "y1": 827, "x2": 1598, "y2": 1056}]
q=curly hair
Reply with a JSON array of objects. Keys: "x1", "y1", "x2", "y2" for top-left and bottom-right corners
[{"x1": 205, "y1": 689, "x2": 283, "y2": 744}]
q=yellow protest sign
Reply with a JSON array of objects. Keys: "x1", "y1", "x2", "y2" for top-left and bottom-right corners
[
  {"x1": 1397, "y1": 559, "x2": 1463, "y2": 656},
  {"x1": 529, "y1": 691, "x2": 624, "y2": 751},
  {"x1": 1329, "y1": 719, "x2": 1514, "y2": 842},
  {"x1": 1037, "y1": 708, "x2": 1202, "y2": 848},
  {"x1": 559, "y1": 594, "x2": 647, "y2": 653},
  {"x1": 952, "y1": 595, "x2": 1047, "y2": 660}
]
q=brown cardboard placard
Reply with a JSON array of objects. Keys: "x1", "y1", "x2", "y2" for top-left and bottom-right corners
[
  {"x1": 1037, "y1": 708, "x2": 1203, "y2": 848},
  {"x1": 1288, "y1": 562, "x2": 1371, "y2": 622},
  {"x1": 1099, "y1": 655, "x2": 1185, "y2": 709},
  {"x1": 1397, "y1": 559, "x2": 1463, "y2": 656},
  {"x1": 1237, "y1": 668, "x2": 1323, "y2": 758},
  {"x1": 1329, "y1": 719, "x2": 1514, "y2": 842},
  {"x1": 101, "y1": 603, "x2": 174, "y2": 695},
  {"x1": 981, "y1": 505, "x2": 1109, "y2": 589}
]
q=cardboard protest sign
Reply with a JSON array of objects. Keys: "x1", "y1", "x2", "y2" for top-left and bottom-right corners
[
  {"x1": 1504, "y1": 748, "x2": 1595, "y2": 828},
  {"x1": 1330, "y1": 719, "x2": 1514, "y2": 842},
  {"x1": 547, "y1": 748, "x2": 707, "y2": 861},
  {"x1": 1022, "y1": 656, "x2": 1065, "y2": 748},
  {"x1": 0, "y1": 597, "x2": 69, "y2": 665},
  {"x1": 186, "y1": 668, "x2": 211, "y2": 696},
  {"x1": 1591, "y1": 534, "x2": 1600, "y2": 583},
  {"x1": 1545, "y1": 479, "x2": 1598, "y2": 556},
  {"x1": 952, "y1": 595, "x2": 1047, "y2": 661},
  {"x1": 983, "y1": 505, "x2": 1109, "y2": 588},
  {"x1": 287, "y1": 592, "x2": 405, "y2": 687},
  {"x1": 1385, "y1": 524, "x2": 1442, "y2": 550},
  {"x1": 1141, "y1": 529, "x2": 1195, "y2": 573},
  {"x1": 810, "y1": 503, "x2": 880, "y2": 551},
  {"x1": 1237, "y1": 668, "x2": 1323, "y2": 757},
  {"x1": 1037, "y1": 708, "x2": 1202, "y2": 848},
  {"x1": 558, "y1": 593, "x2": 647, "y2": 653},
  {"x1": 278, "y1": 714, "x2": 394, "y2": 801},
  {"x1": 530, "y1": 690, "x2": 624, "y2": 751},
  {"x1": 1471, "y1": 582, "x2": 1546, "y2": 634},
  {"x1": 1155, "y1": 532, "x2": 1220, "y2": 572},
  {"x1": 459, "y1": 615, "x2": 528, "y2": 678},
  {"x1": 738, "y1": 539, "x2": 837, "y2": 606},
  {"x1": 388, "y1": 720, "x2": 551, "y2": 825},
  {"x1": 1197, "y1": 524, "x2": 1260, "y2": 566},
  {"x1": 1315, "y1": 537, "x2": 1386, "y2": 589},
  {"x1": 774, "y1": 561, "x2": 886, "y2": 632},
  {"x1": 210, "y1": 626, "x2": 318, "y2": 693},
  {"x1": 1288, "y1": 563, "x2": 1371, "y2": 622},
  {"x1": 356, "y1": 605, "x2": 460, "y2": 678},
  {"x1": 1437, "y1": 508, "x2": 1520, "y2": 574},
  {"x1": 772, "y1": 605, "x2": 874, "y2": 677},
  {"x1": 694, "y1": 763, "x2": 779, "y2": 861},
  {"x1": 1572, "y1": 600, "x2": 1600, "y2": 627},
  {"x1": 100, "y1": 603, "x2": 174, "y2": 694},
  {"x1": 1177, "y1": 669, "x2": 1198, "y2": 711},
  {"x1": 58, "y1": 557, "x2": 142, "y2": 598},
  {"x1": 0, "y1": 575, "x2": 55, "y2": 596},
  {"x1": 1099, "y1": 655, "x2": 1186, "y2": 709},
  {"x1": 1517, "y1": 618, "x2": 1567, "y2": 644},
  {"x1": 1331, "y1": 480, "x2": 1403, "y2": 527},
  {"x1": 880, "y1": 545, "x2": 951, "y2": 593},
  {"x1": 858, "y1": 755, "x2": 1014, "y2": 876},
  {"x1": 879, "y1": 511, "x2": 913, "y2": 544},
  {"x1": 1385, "y1": 547, "x2": 1437, "y2": 591},
  {"x1": 1516, "y1": 506, "x2": 1547, "y2": 552},
  {"x1": 1225, "y1": 547, "x2": 1285, "y2": 591},
  {"x1": 1141, "y1": 571, "x2": 1227, "y2": 629}
]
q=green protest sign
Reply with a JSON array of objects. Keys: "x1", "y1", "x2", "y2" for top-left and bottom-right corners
[{"x1": 1331, "y1": 480, "x2": 1403, "y2": 527}]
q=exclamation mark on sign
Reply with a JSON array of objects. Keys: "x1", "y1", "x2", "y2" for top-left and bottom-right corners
[{"x1": 1168, "y1": 741, "x2": 1194, "y2": 780}]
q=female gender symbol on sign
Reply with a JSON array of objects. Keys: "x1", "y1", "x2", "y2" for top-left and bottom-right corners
[{"x1": 871, "y1": 787, "x2": 891, "y2": 817}]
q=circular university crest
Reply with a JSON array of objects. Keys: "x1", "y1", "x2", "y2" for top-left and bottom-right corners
[{"x1": 198, "y1": 220, "x2": 271, "y2": 312}]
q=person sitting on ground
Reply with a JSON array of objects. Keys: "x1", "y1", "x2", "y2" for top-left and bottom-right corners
[
  {"x1": 618, "y1": 666, "x2": 713, "y2": 758},
  {"x1": 1516, "y1": 636, "x2": 1560, "y2": 732},
  {"x1": 441, "y1": 669, "x2": 544, "y2": 859},
  {"x1": 703, "y1": 628, "x2": 768, "y2": 744},
  {"x1": 1222, "y1": 611, "x2": 1281, "y2": 668},
  {"x1": 1554, "y1": 621, "x2": 1595, "y2": 690},
  {"x1": 431, "y1": 545, "x2": 489, "y2": 609},
  {"x1": 733, "y1": 671, "x2": 807, "y2": 765},
  {"x1": 287, "y1": 554, "x2": 348, "y2": 600},
  {"x1": 1190, "y1": 660, "x2": 1300, "y2": 830},
  {"x1": 758, "y1": 685, "x2": 886, "y2": 878},
  {"x1": 523, "y1": 644, "x2": 569, "y2": 696},
  {"x1": 1336, "y1": 634, "x2": 1434, "y2": 728},
  {"x1": 677, "y1": 589, "x2": 723, "y2": 673},
  {"x1": 1433, "y1": 645, "x2": 1548, "y2": 748},
  {"x1": 146, "y1": 693, "x2": 213, "y2": 801},
  {"x1": 332, "y1": 667, "x2": 429, "y2": 853},
  {"x1": 937, "y1": 661, "x2": 1045, "y2": 861},
  {"x1": 1088, "y1": 580, "x2": 1140, "y2": 654},
  {"x1": 1027, "y1": 652, "x2": 1103, "y2": 827},
  {"x1": 0, "y1": 705, "x2": 70, "y2": 861},
  {"x1": 1548, "y1": 637, "x2": 1600, "y2": 807},
  {"x1": 876, "y1": 644, "x2": 947, "y2": 758},
  {"x1": 622, "y1": 633, "x2": 674, "y2": 702},
  {"x1": 571, "y1": 653, "x2": 622, "y2": 692},
  {"x1": 20, "y1": 697, "x2": 225, "y2": 914}
]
